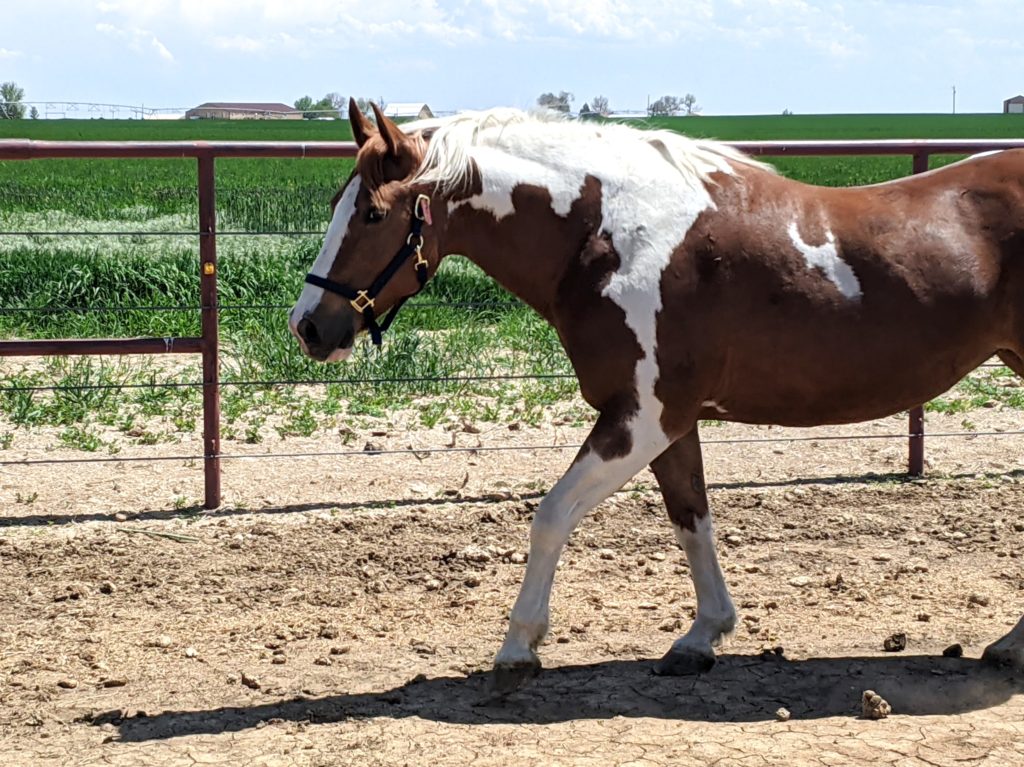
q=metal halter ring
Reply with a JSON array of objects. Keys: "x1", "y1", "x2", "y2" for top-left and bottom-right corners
[
  {"x1": 414, "y1": 194, "x2": 432, "y2": 224},
  {"x1": 406, "y1": 233, "x2": 425, "y2": 248}
]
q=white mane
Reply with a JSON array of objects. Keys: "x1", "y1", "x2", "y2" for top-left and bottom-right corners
[{"x1": 402, "y1": 109, "x2": 773, "y2": 194}]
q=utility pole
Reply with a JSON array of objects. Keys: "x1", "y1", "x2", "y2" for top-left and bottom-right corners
[{"x1": 952, "y1": 85, "x2": 956, "y2": 115}]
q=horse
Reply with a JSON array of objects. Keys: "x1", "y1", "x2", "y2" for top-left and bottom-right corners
[{"x1": 291, "y1": 99, "x2": 1024, "y2": 690}]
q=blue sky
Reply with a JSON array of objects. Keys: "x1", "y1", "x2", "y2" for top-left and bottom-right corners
[{"x1": 2, "y1": 1, "x2": 1022, "y2": 115}]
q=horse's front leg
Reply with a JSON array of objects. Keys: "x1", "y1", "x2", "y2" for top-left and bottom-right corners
[
  {"x1": 493, "y1": 407, "x2": 672, "y2": 691},
  {"x1": 650, "y1": 425, "x2": 736, "y2": 674}
]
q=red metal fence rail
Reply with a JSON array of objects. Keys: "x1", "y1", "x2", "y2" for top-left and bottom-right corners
[{"x1": 2, "y1": 137, "x2": 1024, "y2": 509}]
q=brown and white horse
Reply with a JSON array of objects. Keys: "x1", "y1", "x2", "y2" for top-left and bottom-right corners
[{"x1": 291, "y1": 100, "x2": 1024, "y2": 688}]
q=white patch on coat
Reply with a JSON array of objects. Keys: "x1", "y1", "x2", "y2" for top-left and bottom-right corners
[
  {"x1": 788, "y1": 221, "x2": 862, "y2": 300},
  {"x1": 423, "y1": 112, "x2": 750, "y2": 443},
  {"x1": 288, "y1": 178, "x2": 361, "y2": 333}
]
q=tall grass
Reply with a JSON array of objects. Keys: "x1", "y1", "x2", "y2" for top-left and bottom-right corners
[{"x1": 2, "y1": 114, "x2": 1022, "y2": 446}]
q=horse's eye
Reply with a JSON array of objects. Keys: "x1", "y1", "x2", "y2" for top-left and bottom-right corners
[{"x1": 367, "y1": 207, "x2": 386, "y2": 223}]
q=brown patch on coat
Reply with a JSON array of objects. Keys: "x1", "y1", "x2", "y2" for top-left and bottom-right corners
[
  {"x1": 444, "y1": 175, "x2": 643, "y2": 461},
  {"x1": 655, "y1": 154, "x2": 1024, "y2": 433},
  {"x1": 650, "y1": 428, "x2": 708, "y2": 532}
]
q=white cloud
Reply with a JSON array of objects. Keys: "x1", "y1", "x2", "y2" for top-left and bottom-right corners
[
  {"x1": 96, "y1": 22, "x2": 175, "y2": 63},
  {"x1": 0, "y1": 48, "x2": 22, "y2": 59}
]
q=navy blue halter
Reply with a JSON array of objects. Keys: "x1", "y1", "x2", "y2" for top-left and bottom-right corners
[{"x1": 305, "y1": 194, "x2": 431, "y2": 346}]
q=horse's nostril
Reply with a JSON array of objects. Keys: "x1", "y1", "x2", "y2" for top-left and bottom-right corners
[{"x1": 297, "y1": 317, "x2": 320, "y2": 346}]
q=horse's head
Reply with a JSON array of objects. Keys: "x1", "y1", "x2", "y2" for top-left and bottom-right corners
[{"x1": 289, "y1": 99, "x2": 440, "y2": 361}]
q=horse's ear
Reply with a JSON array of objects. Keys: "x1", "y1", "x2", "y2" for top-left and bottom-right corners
[
  {"x1": 370, "y1": 102, "x2": 406, "y2": 158},
  {"x1": 349, "y1": 98, "x2": 374, "y2": 148}
]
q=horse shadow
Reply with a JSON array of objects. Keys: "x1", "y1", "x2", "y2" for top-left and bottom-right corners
[{"x1": 104, "y1": 653, "x2": 1023, "y2": 743}]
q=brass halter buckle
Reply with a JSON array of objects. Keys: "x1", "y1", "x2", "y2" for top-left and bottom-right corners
[{"x1": 350, "y1": 290, "x2": 375, "y2": 313}]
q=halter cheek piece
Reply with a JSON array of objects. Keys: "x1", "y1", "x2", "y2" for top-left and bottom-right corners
[{"x1": 305, "y1": 194, "x2": 433, "y2": 347}]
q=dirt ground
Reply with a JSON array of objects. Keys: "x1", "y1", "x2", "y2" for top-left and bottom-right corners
[{"x1": 1, "y1": 409, "x2": 1023, "y2": 766}]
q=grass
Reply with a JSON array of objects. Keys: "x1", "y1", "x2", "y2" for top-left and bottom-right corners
[{"x1": 1, "y1": 113, "x2": 1023, "y2": 448}]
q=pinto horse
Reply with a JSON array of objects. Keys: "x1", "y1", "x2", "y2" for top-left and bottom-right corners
[{"x1": 291, "y1": 100, "x2": 1024, "y2": 688}]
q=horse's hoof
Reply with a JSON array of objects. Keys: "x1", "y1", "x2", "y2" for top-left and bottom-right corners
[
  {"x1": 491, "y1": 657, "x2": 542, "y2": 694},
  {"x1": 654, "y1": 646, "x2": 716, "y2": 676},
  {"x1": 982, "y1": 641, "x2": 1024, "y2": 671}
]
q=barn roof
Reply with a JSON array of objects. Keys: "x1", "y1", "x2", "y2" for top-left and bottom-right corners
[
  {"x1": 1005, "y1": 94, "x2": 1024, "y2": 104},
  {"x1": 191, "y1": 102, "x2": 295, "y2": 113},
  {"x1": 382, "y1": 102, "x2": 432, "y2": 118}
]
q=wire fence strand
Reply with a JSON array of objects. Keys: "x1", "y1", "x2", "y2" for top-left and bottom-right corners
[{"x1": 3, "y1": 429, "x2": 1023, "y2": 468}]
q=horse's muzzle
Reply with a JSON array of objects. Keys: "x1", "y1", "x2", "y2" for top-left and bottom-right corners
[{"x1": 290, "y1": 310, "x2": 355, "y2": 362}]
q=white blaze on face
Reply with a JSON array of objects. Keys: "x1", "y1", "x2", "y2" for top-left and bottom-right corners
[
  {"x1": 288, "y1": 177, "x2": 362, "y2": 336},
  {"x1": 788, "y1": 221, "x2": 862, "y2": 300}
]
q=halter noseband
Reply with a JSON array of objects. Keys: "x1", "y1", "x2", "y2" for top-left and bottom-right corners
[{"x1": 305, "y1": 194, "x2": 433, "y2": 347}]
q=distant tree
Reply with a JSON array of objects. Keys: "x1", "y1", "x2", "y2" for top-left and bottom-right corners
[
  {"x1": 294, "y1": 95, "x2": 315, "y2": 118},
  {"x1": 537, "y1": 90, "x2": 574, "y2": 113},
  {"x1": 782, "y1": 108, "x2": 794, "y2": 116},
  {"x1": 591, "y1": 95, "x2": 610, "y2": 115},
  {"x1": 29, "y1": 106, "x2": 38, "y2": 119},
  {"x1": 324, "y1": 92, "x2": 345, "y2": 110},
  {"x1": 648, "y1": 95, "x2": 682, "y2": 116},
  {"x1": 681, "y1": 93, "x2": 700, "y2": 115},
  {"x1": 354, "y1": 97, "x2": 372, "y2": 114},
  {"x1": 0, "y1": 81, "x2": 26, "y2": 119}
]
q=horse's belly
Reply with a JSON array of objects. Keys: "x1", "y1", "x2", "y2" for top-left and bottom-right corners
[{"x1": 710, "y1": 349, "x2": 992, "y2": 427}]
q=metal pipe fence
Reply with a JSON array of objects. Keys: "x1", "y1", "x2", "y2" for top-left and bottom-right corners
[{"x1": 2, "y1": 138, "x2": 1023, "y2": 509}]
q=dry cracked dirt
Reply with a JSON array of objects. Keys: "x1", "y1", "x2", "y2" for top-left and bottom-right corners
[{"x1": 1, "y1": 412, "x2": 1023, "y2": 766}]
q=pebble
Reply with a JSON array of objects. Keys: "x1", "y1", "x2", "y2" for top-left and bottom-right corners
[
  {"x1": 460, "y1": 545, "x2": 492, "y2": 563},
  {"x1": 102, "y1": 678, "x2": 127, "y2": 688},
  {"x1": 114, "y1": 513, "x2": 127, "y2": 522},
  {"x1": 775, "y1": 707, "x2": 791, "y2": 722},
  {"x1": 598, "y1": 549, "x2": 616, "y2": 560},
  {"x1": 98, "y1": 582, "x2": 115, "y2": 595},
  {"x1": 57, "y1": 678, "x2": 78, "y2": 689},
  {"x1": 943, "y1": 643, "x2": 964, "y2": 658},
  {"x1": 241, "y1": 672, "x2": 261, "y2": 690},
  {"x1": 788, "y1": 576, "x2": 811, "y2": 587},
  {"x1": 883, "y1": 633, "x2": 907, "y2": 652},
  {"x1": 184, "y1": 647, "x2": 198, "y2": 658},
  {"x1": 968, "y1": 593, "x2": 990, "y2": 607},
  {"x1": 329, "y1": 645, "x2": 351, "y2": 656},
  {"x1": 319, "y1": 625, "x2": 339, "y2": 639},
  {"x1": 271, "y1": 656, "x2": 286, "y2": 665},
  {"x1": 314, "y1": 657, "x2": 332, "y2": 666},
  {"x1": 464, "y1": 575, "x2": 481, "y2": 588},
  {"x1": 510, "y1": 553, "x2": 527, "y2": 564},
  {"x1": 861, "y1": 690, "x2": 892, "y2": 720},
  {"x1": 146, "y1": 635, "x2": 173, "y2": 649}
]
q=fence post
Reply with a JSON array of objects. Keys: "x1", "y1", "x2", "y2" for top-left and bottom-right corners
[
  {"x1": 907, "y1": 150, "x2": 930, "y2": 477},
  {"x1": 198, "y1": 152, "x2": 222, "y2": 508}
]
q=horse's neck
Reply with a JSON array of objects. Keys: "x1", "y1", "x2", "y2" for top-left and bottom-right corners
[{"x1": 440, "y1": 150, "x2": 596, "y2": 321}]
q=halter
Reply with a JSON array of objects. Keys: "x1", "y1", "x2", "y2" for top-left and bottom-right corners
[{"x1": 305, "y1": 194, "x2": 433, "y2": 347}]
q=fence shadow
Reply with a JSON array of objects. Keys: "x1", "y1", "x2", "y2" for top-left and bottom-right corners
[
  {"x1": 3, "y1": 467, "x2": 1022, "y2": 530},
  {"x1": 100, "y1": 654, "x2": 1023, "y2": 743}
]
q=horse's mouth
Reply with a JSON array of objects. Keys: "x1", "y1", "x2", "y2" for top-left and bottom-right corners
[{"x1": 325, "y1": 347, "x2": 352, "y2": 362}]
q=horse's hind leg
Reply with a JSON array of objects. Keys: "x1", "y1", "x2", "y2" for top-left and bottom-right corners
[
  {"x1": 492, "y1": 406, "x2": 672, "y2": 691},
  {"x1": 983, "y1": 617, "x2": 1024, "y2": 669},
  {"x1": 997, "y1": 349, "x2": 1024, "y2": 378},
  {"x1": 983, "y1": 350, "x2": 1024, "y2": 669},
  {"x1": 650, "y1": 425, "x2": 736, "y2": 675}
]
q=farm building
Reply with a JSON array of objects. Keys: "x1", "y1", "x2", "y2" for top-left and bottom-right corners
[
  {"x1": 185, "y1": 102, "x2": 300, "y2": 120},
  {"x1": 382, "y1": 102, "x2": 434, "y2": 120},
  {"x1": 1004, "y1": 95, "x2": 1024, "y2": 114}
]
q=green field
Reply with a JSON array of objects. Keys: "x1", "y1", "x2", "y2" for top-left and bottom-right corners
[{"x1": 1, "y1": 113, "x2": 1022, "y2": 454}]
